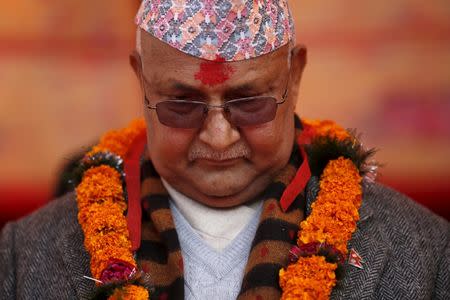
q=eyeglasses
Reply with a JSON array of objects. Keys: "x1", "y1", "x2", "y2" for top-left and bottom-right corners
[{"x1": 144, "y1": 81, "x2": 289, "y2": 129}]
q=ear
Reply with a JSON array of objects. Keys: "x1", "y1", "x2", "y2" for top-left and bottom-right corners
[
  {"x1": 289, "y1": 44, "x2": 307, "y2": 109},
  {"x1": 129, "y1": 50, "x2": 143, "y2": 86}
]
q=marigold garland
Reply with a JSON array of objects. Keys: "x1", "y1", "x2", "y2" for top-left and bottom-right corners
[
  {"x1": 280, "y1": 121, "x2": 364, "y2": 300},
  {"x1": 299, "y1": 157, "x2": 362, "y2": 254},
  {"x1": 75, "y1": 119, "x2": 148, "y2": 299}
]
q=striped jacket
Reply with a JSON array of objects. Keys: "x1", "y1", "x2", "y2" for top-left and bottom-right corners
[{"x1": 1, "y1": 182, "x2": 448, "y2": 299}]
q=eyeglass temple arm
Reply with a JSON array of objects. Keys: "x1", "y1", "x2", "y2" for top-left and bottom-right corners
[
  {"x1": 276, "y1": 72, "x2": 291, "y2": 105},
  {"x1": 144, "y1": 96, "x2": 158, "y2": 109}
]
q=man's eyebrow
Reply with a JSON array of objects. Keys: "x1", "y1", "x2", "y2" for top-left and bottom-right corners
[
  {"x1": 226, "y1": 83, "x2": 259, "y2": 95},
  {"x1": 168, "y1": 78, "x2": 262, "y2": 94},
  {"x1": 142, "y1": 76, "x2": 201, "y2": 94},
  {"x1": 170, "y1": 80, "x2": 201, "y2": 93},
  {"x1": 225, "y1": 79, "x2": 278, "y2": 98}
]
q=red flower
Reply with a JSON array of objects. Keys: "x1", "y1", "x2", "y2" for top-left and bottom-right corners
[
  {"x1": 100, "y1": 259, "x2": 137, "y2": 284},
  {"x1": 299, "y1": 242, "x2": 320, "y2": 255},
  {"x1": 289, "y1": 245, "x2": 301, "y2": 262}
]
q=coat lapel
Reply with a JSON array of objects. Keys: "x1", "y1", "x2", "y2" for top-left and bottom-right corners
[
  {"x1": 331, "y1": 191, "x2": 391, "y2": 299},
  {"x1": 57, "y1": 194, "x2": 95, "y2": 299}
]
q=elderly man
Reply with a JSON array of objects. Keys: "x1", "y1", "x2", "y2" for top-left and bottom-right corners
[{"x1": 1, "y1": 1, "x2": 449, "y2": 299}]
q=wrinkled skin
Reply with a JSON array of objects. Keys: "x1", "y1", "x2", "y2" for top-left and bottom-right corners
[{"x1": 130, "y1": 29, "x2": 306, "y2": 208}]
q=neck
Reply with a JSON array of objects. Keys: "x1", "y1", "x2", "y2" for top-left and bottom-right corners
[{"x1": 162, "y1": 178, "x2": 262, "y2": 251}]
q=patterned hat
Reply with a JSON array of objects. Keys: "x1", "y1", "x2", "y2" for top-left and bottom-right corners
[{"x1": 136, "y1": 0, "x2": 295, "y2": 61}]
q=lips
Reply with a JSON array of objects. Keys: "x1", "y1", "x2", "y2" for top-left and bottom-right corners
[{"x1": 197, "y1": 157, "x2": 243, "y2": 167}]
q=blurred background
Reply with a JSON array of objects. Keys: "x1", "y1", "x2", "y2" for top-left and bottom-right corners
[{"x1": 0, "y1": 0, "x2": 449, "y2": 228}]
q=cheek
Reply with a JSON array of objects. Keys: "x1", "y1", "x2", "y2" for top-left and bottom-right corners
[
  {"x1": 244, "y1": 112, "x2": 295, "y2": 165},
  {"x1": 145, "y1": 118, "x2": 194, "y2": 163}
]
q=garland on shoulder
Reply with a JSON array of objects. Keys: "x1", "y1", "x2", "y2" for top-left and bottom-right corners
[
  {"x1": 279, "y1": 119, "x2": 377, "y2": 299},
  {"x1": 75, "y1": 119, "x2": 148, "y2": 300}
]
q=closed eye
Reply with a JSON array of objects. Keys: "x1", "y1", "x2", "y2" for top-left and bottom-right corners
[{"x1": 158, "y1": 101, "x2": 204, "y2": 114}]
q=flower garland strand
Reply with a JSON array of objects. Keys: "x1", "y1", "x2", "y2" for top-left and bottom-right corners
[
  {"x1": 279, "y1": 120, "x2": 363, "y2": 299},
  {"x1": 76, "y1": 119, "x2": 148, "y2": 299}
]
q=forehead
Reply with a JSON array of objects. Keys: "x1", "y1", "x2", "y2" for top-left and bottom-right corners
[{"x1": 140, "y1": 30, "x2": 290, "y2": 89}]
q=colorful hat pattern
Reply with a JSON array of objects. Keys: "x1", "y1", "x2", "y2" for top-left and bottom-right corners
[{"x1": 136, "y1": 0, "x2": 295, "y2": 61}]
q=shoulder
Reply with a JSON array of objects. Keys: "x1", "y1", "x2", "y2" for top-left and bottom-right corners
[
  {"x1": 1, "y1": 192, "x2": 81, "y2": 268},
  {"x1": 10, "y1": 192, "x2": 79, "y2": 243},
  {"x1": 1, "y1": 192, "x2": 82, "y2": 266},
  {"x1": 362, "y1": 182, "x2": 449, "y2": 243},
  {"x1": 333, "y1": 183, "x2": 449, "y2": 299},
  {"x1": 360, "y1": 182, "x2": 449, "y2": 280},
  {"x1": 0, "y1": 192, "x2": 87, "y2": 299}
]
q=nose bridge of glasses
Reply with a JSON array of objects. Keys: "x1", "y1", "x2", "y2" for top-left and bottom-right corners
[
  {"x1": 200, "y1": 96, "x2": 242, "y2": 131},
  {"x1": 206, "y1": 102, "x2": 229, "y2": 111},
  {"x1": 202, "y1": 103, "x2": 237, "y2": 136}
]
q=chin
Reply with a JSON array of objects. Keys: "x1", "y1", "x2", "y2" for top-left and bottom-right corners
[
  {"x1": 195, "y1": 193, "x2": 249, "y2": 208},
  {"x1": 193, "y1": 173, "x2": 255, "y2": 198},
  {"x1": 191, "y1": 176, "x2": 268, "y2": 208},
  {"x1": 196, "y1": 181, "x2": 248, "y2": 198}
]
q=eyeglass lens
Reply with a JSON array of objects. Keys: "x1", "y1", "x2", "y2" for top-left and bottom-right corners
[{"x1": 154, "y1": 97, "x2": 278, "y2": 128}]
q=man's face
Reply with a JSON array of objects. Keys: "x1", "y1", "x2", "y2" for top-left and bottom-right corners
[{"x1": 134, "y1": 30, "x2": 305, "y2": 208}]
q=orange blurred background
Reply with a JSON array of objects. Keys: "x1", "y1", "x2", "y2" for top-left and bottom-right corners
[{"x1": 1, "y1": 1, "x2": 449, "y2": 228}]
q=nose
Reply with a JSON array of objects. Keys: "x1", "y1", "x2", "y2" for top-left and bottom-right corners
[{"x1": 198, "y1": 108, "x2": 241, "y2": 151}]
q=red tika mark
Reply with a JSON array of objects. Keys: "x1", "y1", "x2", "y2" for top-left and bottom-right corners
[
  {"x1": 256, "y1": 295, "x2": 263, "y2": 300},
  {"x1": 260, "y1": 245, "x2": 269, "y2": 258},
  {"x1": 194, "y1": 55, "x2": 235, "y2": 87}
]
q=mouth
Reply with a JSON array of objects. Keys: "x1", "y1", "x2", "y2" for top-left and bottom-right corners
[{"x1": 196, "y1": 157, "x2": 243, "y2": 167}]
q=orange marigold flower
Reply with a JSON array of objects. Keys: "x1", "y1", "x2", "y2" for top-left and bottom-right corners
[
  {"x1": 76, "y1": 166, "x2": 125, "y2": 212},
  {"x1": 76, "y1": 164, "x2": 138, "y2": 280},
  {"x1": 302, "y1": 119, "x2": 350, "y2": 142},
  {"x1": 89, "y1": 119, "x2": 146, "y2": 157},
  {"x1": 82, "y1": 204, "x2": 130, "y2": 252},
  {"x1": 108, "y1": 284, "x2": 149, "y2": 300},
  {"x1": 77, "y1": 195, "x2": 136, "y2": 279},
  {"x1": 298, "y1": 157, "x2": 362, "y2": 255},
  {"x1": 280, "y1": 256, "x2": 337, "y2": 300},
  {"x1": 78, "y1": 201, "x2": 126, "y2": 229}
]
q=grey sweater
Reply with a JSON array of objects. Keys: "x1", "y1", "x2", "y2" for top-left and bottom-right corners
[
  {"x1": 171, "y1": 201, "x2": 262, "y2": 300},
  {"x1": 0, "y1": 183, "x2": 449, "y2": 299}
]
